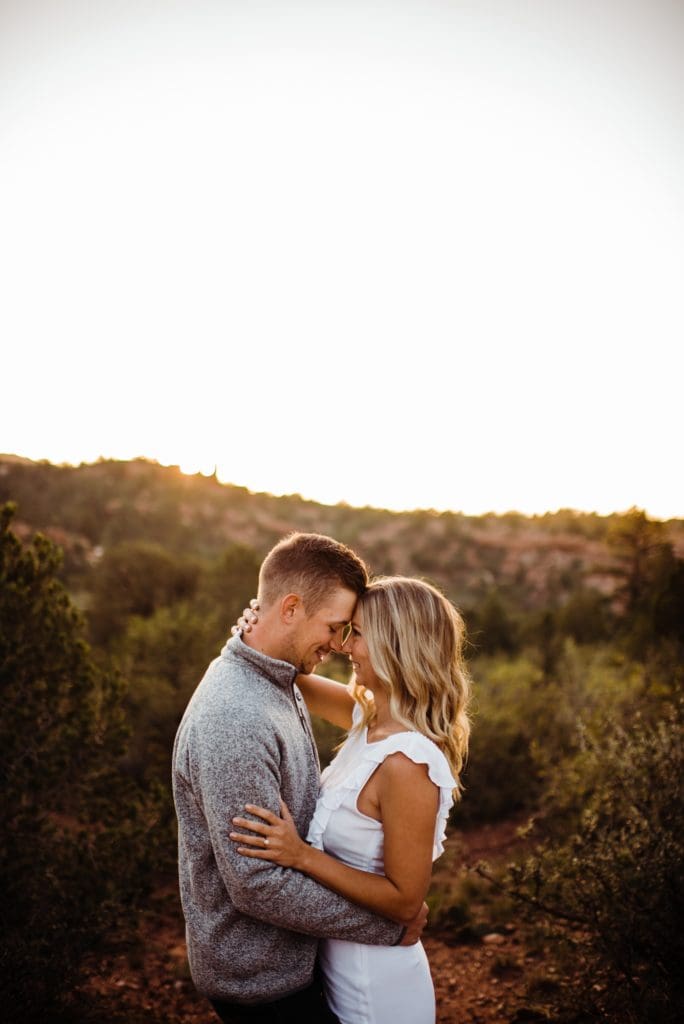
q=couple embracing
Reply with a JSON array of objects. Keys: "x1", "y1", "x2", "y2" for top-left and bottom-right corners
[{"x1": 172, "y1": 532, "x2": 471, "y2": 1024}]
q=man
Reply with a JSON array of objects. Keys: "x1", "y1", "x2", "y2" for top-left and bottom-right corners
[{"x1": 172, "y1": 533, "x2": 426, "y2": 1024}]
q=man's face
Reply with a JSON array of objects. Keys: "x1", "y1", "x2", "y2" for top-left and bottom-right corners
[{"x1": 288, "y1": 586, "x2": 357, "y2": 674}]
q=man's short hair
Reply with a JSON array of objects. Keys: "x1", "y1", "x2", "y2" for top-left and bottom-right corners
[{"x1": 258, "y1": 533, "x2": 368, "y2": 614}]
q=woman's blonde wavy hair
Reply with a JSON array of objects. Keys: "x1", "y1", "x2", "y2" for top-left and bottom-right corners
[{"x1": 349, "y1": 576, "x2": 471, "y2": 797}]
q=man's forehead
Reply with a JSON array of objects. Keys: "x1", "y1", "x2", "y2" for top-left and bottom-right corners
[{"x1": 318, "y1": 586, "x2": 358, "y2": 620}]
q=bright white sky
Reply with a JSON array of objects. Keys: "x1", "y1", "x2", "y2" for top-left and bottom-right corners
[{"x1": 1, "y1": 0, "x2": 682, "y2": 518}]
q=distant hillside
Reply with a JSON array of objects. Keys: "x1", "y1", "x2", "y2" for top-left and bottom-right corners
[{"x1": 1, "y1": 455, "x2": 682, "y2": 612}]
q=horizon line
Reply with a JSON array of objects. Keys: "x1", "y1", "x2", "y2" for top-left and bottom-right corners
[{"x1": 1, "y1": 451, "x2": 680, "y2": 524}]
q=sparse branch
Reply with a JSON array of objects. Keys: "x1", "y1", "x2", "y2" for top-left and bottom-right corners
[{"x1": 471, "y1": 862, "x2": 589, "y2": 927}]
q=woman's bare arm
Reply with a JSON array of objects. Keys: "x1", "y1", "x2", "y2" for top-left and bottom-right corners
[
  {"x1": 230, "y1": 753, "x2": 438, "y2": 925},
  {"x1": 295, "y1": 673, "x2": 355, "y2": 730}
]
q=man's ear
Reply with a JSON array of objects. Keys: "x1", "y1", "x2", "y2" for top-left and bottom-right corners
[{"x1": 279, "y1": 593, "x2": 302, "y2": 624}]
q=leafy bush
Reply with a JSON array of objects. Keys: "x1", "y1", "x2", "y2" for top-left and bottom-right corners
[
  {"x1": 505, "y1": 699, "x2": 684, "y2": 1023},
  {"x1": 88, "y1": 540, "x2": 201, "y2": 644},
  {"x1": 456, "y1": 653, "x2": 552, "y2": 823},
  {"x1": 0, "y1": 504, "x2": 161, "y2": 1021},
  {"x1": 194, "y1": 542, "x2": 261, "y2": 634},
  {"x1": 457, "y1": 643, "x2": 645, "y2": 825},
  {"x1": 112, "y1": 600, "x2": 223, "y2": 863}
]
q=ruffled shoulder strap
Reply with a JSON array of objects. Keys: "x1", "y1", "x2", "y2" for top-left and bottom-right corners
[
  {"x1": 307, "y1": 724, "x2": 456, "y2": 860},
  {"x1": 364, "y1": 731, "x2": 456, "y2": 790}
]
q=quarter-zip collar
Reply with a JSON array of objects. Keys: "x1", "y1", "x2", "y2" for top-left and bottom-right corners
[{"x1": 221, "y1": 634, "x2": 298, "y2": 690}]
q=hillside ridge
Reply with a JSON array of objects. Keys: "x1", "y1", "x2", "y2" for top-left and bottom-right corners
[{"x1": 2, "y1": 455, "x2": 682, "y2": 614}]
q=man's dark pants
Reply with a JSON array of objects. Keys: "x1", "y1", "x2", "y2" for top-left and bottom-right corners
[{"x1": 210, "y1": 977, "x2": 340, "y2": 1024}]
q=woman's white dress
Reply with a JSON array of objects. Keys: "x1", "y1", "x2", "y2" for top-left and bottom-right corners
[{"x1": 306, "y1": 706, "x2": 456, "y2": 1024}]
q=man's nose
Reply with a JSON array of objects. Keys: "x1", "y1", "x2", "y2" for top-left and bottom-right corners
[{"x1": 329, "y1": 632, "x2": 343, "y2": 654}]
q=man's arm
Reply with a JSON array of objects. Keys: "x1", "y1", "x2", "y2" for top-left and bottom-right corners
[
  {"x1": 192, "y1": 713, "x2": 404, "y2": 945},
  {"x1": 231, "y1": 753, "x2": 438, "y2": 924}
]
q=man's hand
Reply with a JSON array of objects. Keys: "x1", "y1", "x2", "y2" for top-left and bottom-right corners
[{"x1": 399, "y1": 901, "x2": 429, "y2": 945}]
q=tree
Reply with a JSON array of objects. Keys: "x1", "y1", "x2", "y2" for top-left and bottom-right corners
[
  {"x1": 556, "y1": 587, "x2": 612, "y2": 644},
  {"x1": 607, "y1": 507, "x2": 665, "y2": 614},
  {"x1": 0, "y1": 504, "x2": 159, "y2": 1020},
  {"x1": 607, "y1": 508, "x2": 684, "y2": 652},
  {"x1": 88, "y1": 540, "x2": 199, "y2": 644},
  {"x1": 197, "y1": 541, "x2": 261, "y2": 633},
  {"x1": 118, "y1": 601, "x2": 219, "y2": 791},
  {"x1": 466, "y1": 590, "x2": 519, "y2": 655}
]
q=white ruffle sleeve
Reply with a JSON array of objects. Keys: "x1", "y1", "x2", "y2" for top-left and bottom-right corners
[{"x1": 307, "y1": 706, "x2": 456, "y2": 860}]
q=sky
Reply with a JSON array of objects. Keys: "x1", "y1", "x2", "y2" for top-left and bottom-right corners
[{"x1": 1, "y1": 0, "x2": 682, "y2": 518}]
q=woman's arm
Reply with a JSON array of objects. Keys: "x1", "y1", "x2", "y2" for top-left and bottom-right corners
[
  {"x1": 230, "y1": 753, "x2": 438, "y2": 925},
  {"x1": 296, "y1": 673, "x2": 355, "y2": 730}
]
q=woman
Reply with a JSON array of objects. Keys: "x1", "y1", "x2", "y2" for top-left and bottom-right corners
[{"x1": 230, "y1": 576, "x2": 471, "y2": 1024}]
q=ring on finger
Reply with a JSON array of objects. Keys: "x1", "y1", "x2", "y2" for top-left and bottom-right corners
[{"x1": 263, "y1": 837, "x2": 269, "y2": 848}]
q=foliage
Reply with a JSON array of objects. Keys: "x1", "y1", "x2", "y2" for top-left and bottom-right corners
[
  {"x1": 504, "y1": 698, "x2": 684, "y2": 1023},
  {"x1": 117, "y1": 603, "x2": 219, "y2": 779},
  {"x1": 4, "y1": 456, "x2": 682, "y2": 619},
  {"x1": 0, "y1": 504, "x2": 161, "y2": 1021},
  {"x1": 466, "y1": 589, "x2": 519, "y2": 655},
  {"x1": 112, "y1": 541, "x2": 260, "y2": 780},
  {"x1": 195, "y1": 542, "x2": 261, "y2": 636},
  {"x1": 456, "y1": 654, "x2": 544, "y2": 822},
  {"x1": 555, "y1": 586, "x2": 613, "y2": 644},
  {"x1": 3, "y1": 459, "x2": 684, "y2": 1019},
  {"x1": 88, "y1": 540, "x2": 200, "y2": 644},
  {"x1": 458, "y1": 643, "x2": 644, "y2": 824},
  {"x1": 607, "y1": 508, "x2": 684, "y2": 653}
]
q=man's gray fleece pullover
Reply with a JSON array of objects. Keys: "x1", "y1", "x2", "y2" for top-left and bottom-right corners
[{"x1": 172, "y1": 635, "x2": 402, "y2": 1004}]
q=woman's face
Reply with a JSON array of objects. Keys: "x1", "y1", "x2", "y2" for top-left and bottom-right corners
[{"x1": 342, "y1": 608, "x2": 379, "y2": 690}]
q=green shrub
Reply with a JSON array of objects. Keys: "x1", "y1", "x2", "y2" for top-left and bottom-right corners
[
  {"x1": 0, "y1": 505, "x2": 161, "y2": 1021},
  {"x1": 88, "y1": 540, "x2": 200, "y2": 644},
  {"x1": 506, "y1": 700, "x2": 684, "y2": 1023},
  {"x1": 117, "y1": 601, "x2": 220, "y2": 783},
  {"x1": 458, "y1": 643, "x2": 644, "y2": 825}
]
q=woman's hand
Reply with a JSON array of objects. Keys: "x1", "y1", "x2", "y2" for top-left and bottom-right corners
[
  {"x1": 230, "y1": 599, "x2": 259, "y2": 636},
  {"x1": 229, "y1": 800, "x2": 308, "y2": 869}
]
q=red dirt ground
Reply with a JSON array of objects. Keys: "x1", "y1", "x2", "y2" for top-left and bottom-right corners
[{"x1": 80, "y1": 817, "x2": 558, "y2": 1023}]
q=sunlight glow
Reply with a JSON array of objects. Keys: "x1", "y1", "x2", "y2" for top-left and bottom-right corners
[{"x1": 1, "y1": 1, "x2": 682, "y2": 518}]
